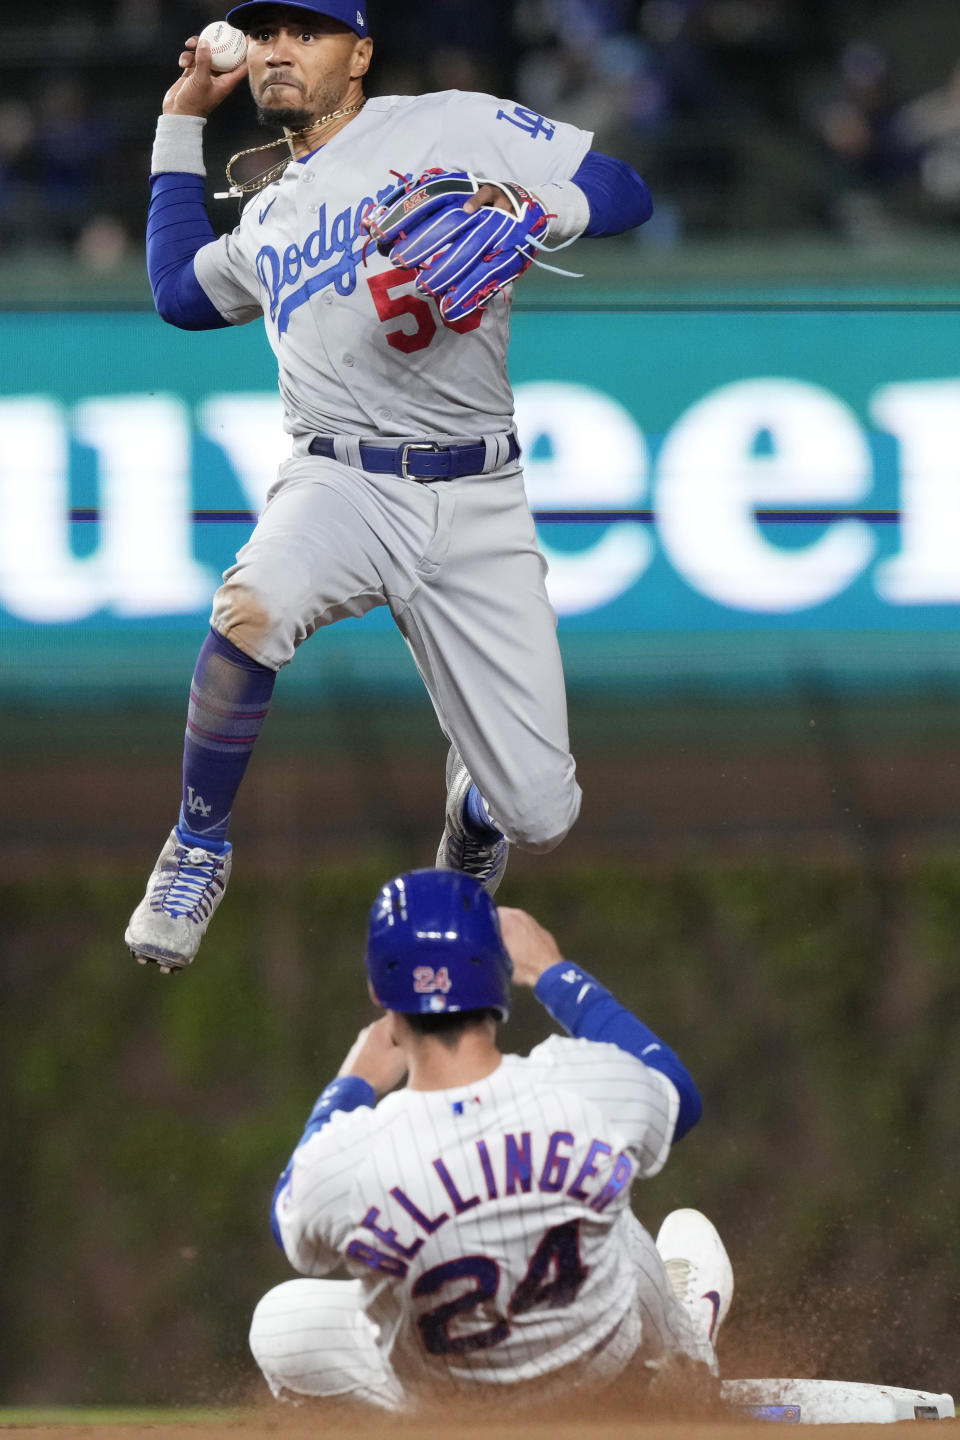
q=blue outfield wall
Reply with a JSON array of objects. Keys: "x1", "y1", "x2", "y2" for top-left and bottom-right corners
[{"x1": 2, "y1": 301, "x2": 960, "y2": 701}]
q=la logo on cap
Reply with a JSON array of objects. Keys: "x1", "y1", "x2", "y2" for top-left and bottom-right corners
[{"x1": 357, "y1": 9, "x2": 364, "y2": 23}]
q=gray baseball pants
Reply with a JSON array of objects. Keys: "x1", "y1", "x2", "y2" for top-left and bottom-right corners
[{"x1": 210, "y1": 449, "x2": 580, "y2": 851}]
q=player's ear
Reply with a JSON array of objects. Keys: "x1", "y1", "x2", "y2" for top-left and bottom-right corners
[
  {"x1": 351, "y1": 36, "x2": 372, "y2": 79},
  {"x1": 384, "y1": 1010, "x2": 414, "y2": 1050}
]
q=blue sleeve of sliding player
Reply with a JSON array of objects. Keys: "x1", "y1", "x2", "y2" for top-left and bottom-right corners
[
  {"x1": 270, "y1": 1076, "x2": 375, "y2": 1248},
  {"x1": 534, "y1": 961, "x2": 701, "y2": 1139}
]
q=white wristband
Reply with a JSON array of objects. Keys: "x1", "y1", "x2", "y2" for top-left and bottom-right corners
[
  {"x1": 534, "y1": 179, "x2": 591, "y2": 244},
  {"x1": 151, "y1": 114, "x2": 207, "y2": 176}
]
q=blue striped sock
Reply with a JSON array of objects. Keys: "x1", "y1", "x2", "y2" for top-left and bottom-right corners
[{"x1": 177, "y1": 627, "x2": 277, "y2": 848}]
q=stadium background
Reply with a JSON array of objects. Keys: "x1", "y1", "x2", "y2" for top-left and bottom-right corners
[{"x1": 3, "y1": 0, "x2": 960, "y2": 1414}]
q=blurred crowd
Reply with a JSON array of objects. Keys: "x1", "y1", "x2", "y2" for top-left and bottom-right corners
[{"x1": 2, "y1": 0, "x2": 960, "y2": 270}]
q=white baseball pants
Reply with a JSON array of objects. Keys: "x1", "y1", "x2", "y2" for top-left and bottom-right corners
[
  {"x1": 211, "y1": 453, "x2": 581, "y2": 851},
  {"x1": 249, "y1": 1278, "x2": 404, "y2": 1410},
  {"x1": 248, "y1": 1217, "x2": 713, "y2": 1409}
]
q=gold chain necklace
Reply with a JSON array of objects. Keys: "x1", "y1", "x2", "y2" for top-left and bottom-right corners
[{"x1": 215, "y1": 100, "x2": 366, "y2": 199}]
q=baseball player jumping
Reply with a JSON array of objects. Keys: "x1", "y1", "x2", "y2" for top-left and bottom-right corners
[
  {"x1": 249, "y1": 868, "x2": 734, "y2": 1408},
  {"x1": 126, "y1": 0, "x2": 655, "y2": 972}
]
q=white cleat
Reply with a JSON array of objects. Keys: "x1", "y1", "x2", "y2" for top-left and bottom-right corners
[
  {"x1": 125, "y1": 829, "x2": 232, "y2": 972},
  {"x1": 656, "y1": 1208, "x2": 735, "y2": 1348},
  {"x1": 435, "y1": 746, "x2": 509, "y2": 896}
]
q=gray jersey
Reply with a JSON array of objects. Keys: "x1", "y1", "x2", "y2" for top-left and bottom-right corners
[
  {"x1": 193, "y1": 90, "x2": 592, "y2": 439},
  {"x1": 273, "y1": 1036, "x2": 679, "y2": 1394}
]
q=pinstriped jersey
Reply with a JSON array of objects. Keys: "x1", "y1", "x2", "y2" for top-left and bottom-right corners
[
  {"x1": 274, "y1": 1035, "x2": 679, "y2": 1393},
  {"x1": 192, "y1": 90, "x2": 591, "y2": 440}
]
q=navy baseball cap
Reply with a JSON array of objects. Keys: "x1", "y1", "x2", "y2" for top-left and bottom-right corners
[{"x1": 225, "y1": 0, "x2": 368, "y2": 37}]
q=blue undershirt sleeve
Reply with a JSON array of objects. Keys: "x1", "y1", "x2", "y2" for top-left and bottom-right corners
[
  {"x1": 270, "y1": 1075, "x2": 375, "y2": 1248},
  {"x1": 146, "y1": 172, "x2": 229, "y2": 330},
  {"x1": 571, "y1": 151, "x2": 653, "y2": 238},
  {"x1": 533, "y1": 961, "x2": 701, "y2": 1140}
]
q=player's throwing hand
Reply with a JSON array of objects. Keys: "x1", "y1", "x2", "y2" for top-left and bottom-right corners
[{"x1": 163, "y1": 35, "x2": 248, "y2": 118}]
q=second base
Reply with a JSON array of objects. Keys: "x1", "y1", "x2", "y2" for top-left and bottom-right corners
[{"x1": 721, "y1": 1377, "x2": 955, "y2": 1423}]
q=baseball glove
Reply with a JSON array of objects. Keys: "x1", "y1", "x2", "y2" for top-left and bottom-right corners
[{"x1": 362, "y1": 168, "x2": 550, "y2": 323}]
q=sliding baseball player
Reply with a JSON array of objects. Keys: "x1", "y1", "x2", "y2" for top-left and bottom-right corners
[{"x1": 249, "y1": 869, "x2": 732, "y2": 1407}]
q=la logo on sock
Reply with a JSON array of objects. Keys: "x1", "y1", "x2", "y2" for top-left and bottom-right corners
[{"x1": 186, "y1": 787, "x2": 213, "y2": 818}]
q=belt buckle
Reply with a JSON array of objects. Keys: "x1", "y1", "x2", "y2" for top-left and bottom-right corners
[{"x1": 400, "y1": 441, "x2": 442, "y2": 479}]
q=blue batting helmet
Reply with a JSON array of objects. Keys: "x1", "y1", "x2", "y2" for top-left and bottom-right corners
[
  {"x1": 365, "y1": 870, "x2": 512, "y2": 1021},
  {"x1": 225, "y1": 0, "x2": 369, "y2": 36}
]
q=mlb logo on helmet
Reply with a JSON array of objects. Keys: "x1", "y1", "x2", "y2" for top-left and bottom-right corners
[{"x1": 225, "y1": 0, "x2": 367, "y2": 35}]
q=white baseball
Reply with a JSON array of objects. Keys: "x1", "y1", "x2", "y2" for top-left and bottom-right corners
[{"x1": 197, "y1": 21, "x2": 247, "y2": 72}]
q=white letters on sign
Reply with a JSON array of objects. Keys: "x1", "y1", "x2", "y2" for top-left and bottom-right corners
[
  {"x1": 2, "y1": 376, "x2": 960, "y2": 623},
  {"x1": 73, "y1": 395, "x2": 212, "y2": 617},
  {"x1": 656, "y1": 378, "x2": 875, "y2": 612},
  {"x1": 871, "y1": 380, "x2": 960, "y2": 604},
  {"x1": 199, "y1": 393, "x2": 288, "y2": 512},
  {"x1": 514, "y1": 381, "x2": 653, "y2": 616},
  {"x1": 0, "y1": 394, "x2": 213, "y2": 622}
]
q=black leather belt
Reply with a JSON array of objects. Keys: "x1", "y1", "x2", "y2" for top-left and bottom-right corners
[{"x1": 307, "y1": 432, "x2": 520, "y2": 481}]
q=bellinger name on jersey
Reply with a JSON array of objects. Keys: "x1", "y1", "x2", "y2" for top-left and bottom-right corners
[{"x1": 350, "y1": 1127, "x2": 635, "y2": 1277}]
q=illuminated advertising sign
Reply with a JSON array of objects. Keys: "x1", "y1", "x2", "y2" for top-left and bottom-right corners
[{"x1": 1, "y1": 306, "x2": 958, "y2": 696}]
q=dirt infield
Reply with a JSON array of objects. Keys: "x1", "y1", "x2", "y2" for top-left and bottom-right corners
[{"x1": 2, "y1": 1415, "x2": 953, "y2": 1440}]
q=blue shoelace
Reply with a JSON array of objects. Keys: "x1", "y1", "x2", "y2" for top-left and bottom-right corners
[{"x1": 152, "y1": 846, "x2": 224, "y2": 919}]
